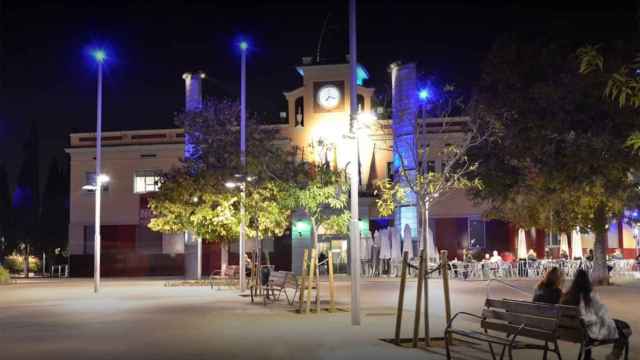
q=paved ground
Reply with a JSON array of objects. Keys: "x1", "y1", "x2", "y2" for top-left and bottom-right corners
[{"x1": 0, "y1": 276, "x2": 638, "y2": 360}]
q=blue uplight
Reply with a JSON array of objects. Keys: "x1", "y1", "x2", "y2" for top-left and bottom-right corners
[
  {"x1": 418, "y1": 89, "x2": 430, "y2": 101},
  {"x1": 239, "y1": 41, "x2": 248, "y2": 51},
  {"x1": 92, "y1": 49, "x2": 106, "y2": 63}
]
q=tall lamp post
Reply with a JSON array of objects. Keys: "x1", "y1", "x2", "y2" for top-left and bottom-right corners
[
  {"x1": 92, "y1": 49, "x2": 106, "y2": 293},
  {"x1": 348, "y1": 0, "x2": 361, "y2": 326},
  {"x1": 239, "y1": 40, "x2": 248, "y2": 292}
]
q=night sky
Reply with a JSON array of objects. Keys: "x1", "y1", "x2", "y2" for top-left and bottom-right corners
[{"x1": 0, "y1": 0, "x2": 637, "y2": 186}]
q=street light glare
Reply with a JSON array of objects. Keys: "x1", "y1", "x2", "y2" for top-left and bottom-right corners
[
  {"x1": 225, "y1": 182, "x2": 237, "y2": 189},
  {"x1": 93, "y1": 49, "x2": 107, "y2": 63},
  {"x1": 239, "y1": 41, "x2": 248, "y2": 51},
  {"x1": 419, "y1": 88, "x2": 430, "y2": 101},
  {"x1": 97, "y1": 174, "x2": 110, "y2": 184}
]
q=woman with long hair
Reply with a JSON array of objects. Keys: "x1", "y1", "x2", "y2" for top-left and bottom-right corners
[
  {"x1": 561, "y1": 269, "x2": 631, "y2": 360},
  {"x1": 533, "y1": 267, "x2": 563, "y2": 304}
]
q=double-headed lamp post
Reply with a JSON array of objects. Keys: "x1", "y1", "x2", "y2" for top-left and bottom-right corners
[
  {"x1": 92, "y1": 49, "x2": 107, "y2": 293},
  {"x1": 225, "y1": 175, "x2": 254, "y2": 292}
]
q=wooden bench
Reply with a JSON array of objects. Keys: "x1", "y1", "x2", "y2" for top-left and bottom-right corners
[
  {"x1": 209, "y1": 265, "x2": 239, "y2": 290},
  {"x1": 508, "y1": 299, "x2": 629, "y2": 360},
  {"x1": 445, "y1": 298, "x2": 562, "y2": 360}
]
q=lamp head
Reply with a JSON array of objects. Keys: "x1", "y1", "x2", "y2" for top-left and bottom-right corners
[
  {"x1": 418, "y1": 89, "x2": 430, "y2": 101},
  {"x1": 239, "y1": 41, "x2": 248, "y2": 51},
  {"x1": 93, "y1": 49, "x2": 107, "y2": 63}
]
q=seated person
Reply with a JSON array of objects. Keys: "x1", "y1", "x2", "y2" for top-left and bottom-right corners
[
  {"x1": 560, "y1": 249, "x2": 569, "y2": 260},
  {"x1": 561, "y1": 269, "x2": 632, "y2": 360},
  {"x1": 483, "y1": 253, "x2": 491, "y2": 262},
  {"x1": 533, "y1": 267, "x2": 563, "y2": 304},
  {"x1": 611, "y1": 249, "x2": 624, "y2": 260},
  {"x1": 527, "y1": 249, "x2": 538, "y2": 261},
  {"x1": 586, "y1": 249, "x2": 594, "y2": 261},
  {"x1": 489, "y1": 250, "x2": 502, "y2": 263}
]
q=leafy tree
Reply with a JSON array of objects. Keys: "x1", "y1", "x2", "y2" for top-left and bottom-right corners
[
  {"x1": 13, "y1": 122, "x2": 40, "y2": 277},
  {"x1": 0, "y1": 163, "x2": 11, "y2": 264},
  {"x1": 469, "y1": 38, "x2": 640, "y2": 284},
  {"x1": 39, "y1": 158, "x2": 69, "y2": 263}
]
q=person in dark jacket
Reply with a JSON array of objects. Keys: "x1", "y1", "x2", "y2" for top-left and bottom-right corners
[{"x1": 533, "y1": 267, "x2": 564, "y2": 304}]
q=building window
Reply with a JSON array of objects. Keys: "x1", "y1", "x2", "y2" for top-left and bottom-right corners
[
  {"x1": 84, "y1": 172, "x2": 109, "y2": 192},
  {"x1": 134, "y1": 170, "x2": 161, "y2": 194}
]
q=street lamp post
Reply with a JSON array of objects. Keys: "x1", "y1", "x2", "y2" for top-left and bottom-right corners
[
  {"x1": 348, "y1": 0, "x2": 361, "y2": 326},
  {"x1": 239, "y1": 40, "x2": 248, "y2": 292},
  {"x1": 93, "y1": 49, "x2": 106, "y2": 293}
]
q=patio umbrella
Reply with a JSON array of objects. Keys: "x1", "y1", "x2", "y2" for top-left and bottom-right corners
[
  {"x1": 391, "y1": 226, "x2": 402, "y2": 260},
  {"x1": 517, "y1": 228, "x2": 528, "y2": 259},
  {"x1": 427, "y1": 225, "x2": 439, "y2": 262},
  {"x1": 571, "y1": 228, "x2": 583, "y2": 259},
  {"x1": 360, "y1": 233, "x2": 371, "y2": 260},
  {"x1": 560, "y1": 232, "x2": 569, "y2": 256},
  {"x1": 403, "y1": 224, "x2": 414, "y2": 258},
  {"x1": 380, "y1": 227, "x2": 392, "y2": 260}
]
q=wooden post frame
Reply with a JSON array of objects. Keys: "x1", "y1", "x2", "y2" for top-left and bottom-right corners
[
  {"x1": 306, "y1": 248, "x2": 317, "y2": 314},
  {"x1": 394, "y1": 251, "x2": 409, "y2": 345},
  {"x1": 328, "y1": 251, "x2": 336, "y2": 313},
  {"x1": 440, "y1": 250, "x2": 452, "y2": 344},
  {"x1": 413, "y1": 249, "x2": 425, "y2": 348},
  {"x1": 298, "y1": 248, "x2": 308, "y2": 313}
]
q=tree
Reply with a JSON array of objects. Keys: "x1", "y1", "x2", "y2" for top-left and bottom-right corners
[
  {"x1": 0, "y1": 163, "x2": 11, "y2": 264},
  {"x1": 149, "y1": 98, "x2": 295, "y2": 254},
  {"x1": 469, "y1": 38, "x2": 640, "y2": 284},
  {"x1": 13, "y1": 122, "x2": 41, "y2": 277},
  {"x1": 40, "y1": 158, "x2": 69, "y2": 263}
]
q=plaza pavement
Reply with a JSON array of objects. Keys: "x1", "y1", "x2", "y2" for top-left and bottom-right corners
[{"x1": 0, "y1": 276, "x2": 638, "y2": 360}]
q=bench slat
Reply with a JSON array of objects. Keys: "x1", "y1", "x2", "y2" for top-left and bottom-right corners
[
  {"x1": 482, "y1": 309, "x2": 558, "y2": 332},
  {"x1": 486, "y1": 298, "x2": 559, "y2": 318},
  {"x1": 481, "y1": 320, "x2": 558, "y2": 342}
]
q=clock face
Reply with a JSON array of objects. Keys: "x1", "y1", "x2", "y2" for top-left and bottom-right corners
[{"x1": 317, "y1": 85, "x2": 341, "y2": 110}]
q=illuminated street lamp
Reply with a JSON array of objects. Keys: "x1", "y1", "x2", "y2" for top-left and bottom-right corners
[
  {"x1": 237, "y1": 39, "x2": 249, "y2": 292},
  {"x1": 92, "y1": 48, "x2": 106, "y2": 293},
  {"x1": 226, "y1": 173, "x2": 254, "y2": 291}
]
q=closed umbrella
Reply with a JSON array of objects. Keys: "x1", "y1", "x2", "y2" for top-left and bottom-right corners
[
  {"x1": 360, "y1": 233, "x2": 371, "y2": 260},
  {"x1": 517, "y1": 228, "x2": 528, "y2": 259},
  {"x1": 403, "y1": 224, "x2": 414, "y2": 258},
  {"x1": 380, "y1": 227, "x2": 392, "y2": 259},
  {"x1": 391, "y1": 227, "x2": 402, "y2": 260},
  {"x1": 427, "y1": 225, "x2": 438, "y2": 262},
  {"x1": 571, "y1": 228, "x2": 583, "y2": 259},
  {"x1": 560, "y1": 232, "x2": 569, "y2": 256}
]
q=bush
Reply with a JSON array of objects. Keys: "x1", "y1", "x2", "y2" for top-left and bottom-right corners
[
  {"x1": 3, "y1": 254, "x2": 40, "y2": 274},
  {"x1": 0, "y1": 266, "x2": 10, "y2": 284}
]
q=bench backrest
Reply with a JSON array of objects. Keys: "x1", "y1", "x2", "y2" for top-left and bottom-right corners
[
  {"x1": 224, "y1": 265, "x2": 239, "y2": 277},
  {"x1": 482, "y1": 299, "x2": 560, "y2": 342},
  {"x1": 501, "y1": 299, "x2": 586, "y2": 343},
  {"x1": 268, "y1": 271, "x2": 289, "y2": 286}
]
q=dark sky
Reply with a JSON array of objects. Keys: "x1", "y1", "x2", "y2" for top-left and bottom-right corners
[{"x1": 0, "y1": 0, "x2": 637, "y2": 186}]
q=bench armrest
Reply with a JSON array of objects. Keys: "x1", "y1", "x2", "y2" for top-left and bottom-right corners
[{"x1": 446, "y1": 311, "x2": 484, "y2": 331}]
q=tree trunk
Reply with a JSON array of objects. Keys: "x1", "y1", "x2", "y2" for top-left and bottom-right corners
[
  {"x1": 591, "y1": 203, "x2": 609, "y2": 286},
  {"x1": 418, "y1": 200, "x2": 431, "y2": 345},
  {"x1": 23, "y1": 244, "x2": 29, "y2": 278}
]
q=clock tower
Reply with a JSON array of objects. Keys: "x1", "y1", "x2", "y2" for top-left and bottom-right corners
[{"x1": 283, "y1": 56, "x2": 375, "y2": 165}]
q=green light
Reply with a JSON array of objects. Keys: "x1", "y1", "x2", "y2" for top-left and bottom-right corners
[{"x1": 293, "y1": 220, "x2": 311, "y2": 232}]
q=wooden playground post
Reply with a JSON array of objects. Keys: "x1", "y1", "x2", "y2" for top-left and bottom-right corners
[
  {"x1": 306, "y1": 248, "x2": 317, "y2": 314},
  {"x1": 298, "y1": 248, "x2": 308, "y2": 313},
  {"x1": 413, "y1": 249, "x2": 425, "y2": 348},
  {"x1": 328, "y1": 251, "x2": 336, "y2": 313},
  {"x1": 441, "y1": 250, "x2": 452, "y2": 344},
  {"x1": 394, "y1": 251, "x2": 409, "y2": 345}
]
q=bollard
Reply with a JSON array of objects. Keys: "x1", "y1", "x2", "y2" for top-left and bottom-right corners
[{"x1": 394, "y1": 251, "x2": 409, "y2": 345}]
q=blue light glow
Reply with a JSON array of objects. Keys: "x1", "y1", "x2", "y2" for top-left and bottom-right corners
[
  {"x1": 419, "y1": 89, "x2": 430, "y2": 101},
  {"x1": 239, "y1": 41, "x2": 248, "y2": 51},
  {"x1": 92, "y1": 49, "x2": 106, "y2": 63}
]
